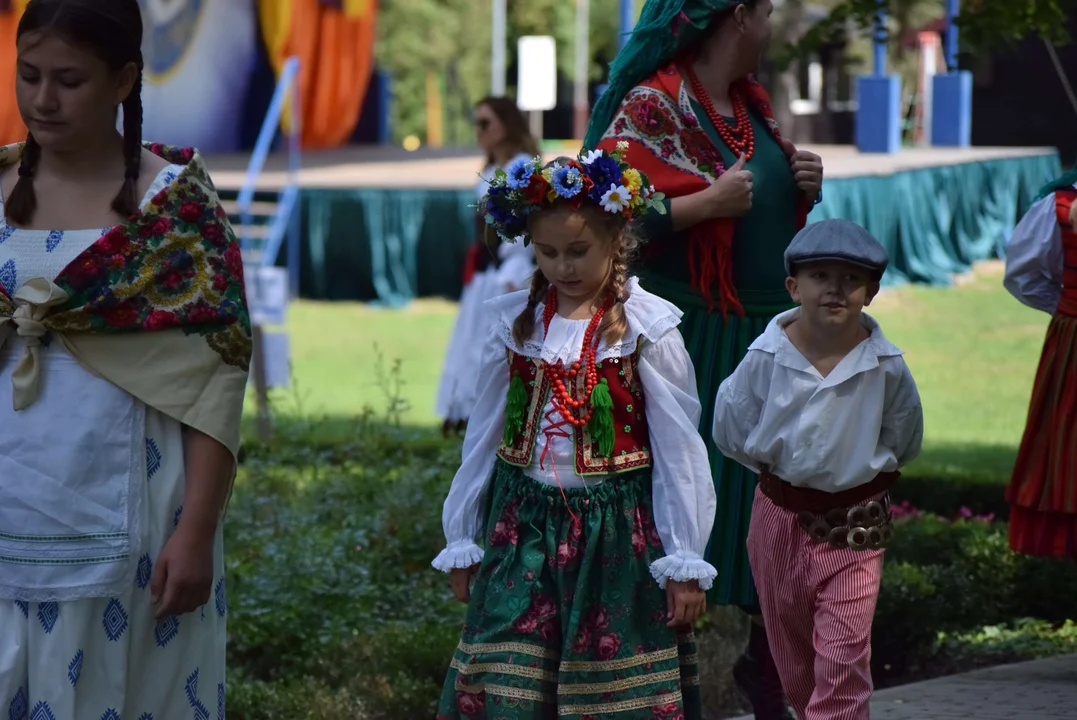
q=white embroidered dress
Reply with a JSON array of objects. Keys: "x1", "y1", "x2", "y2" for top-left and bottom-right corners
[
  {"x1": 0, "y1": 165, "x2": 227, "y2": 720},
  {"x1": 435, "y1": 153, "x2": 536, "y2": 422},
  {"x1": 433, "y1": 278, "x2": 719, "y2": 589}
]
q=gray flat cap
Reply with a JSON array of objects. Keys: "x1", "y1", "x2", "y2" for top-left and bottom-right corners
[{"x1": 784, "y1": 219, "x2": 889, "y2": 276}]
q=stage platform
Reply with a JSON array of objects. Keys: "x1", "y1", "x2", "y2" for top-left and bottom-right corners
[{"x1": 206, "y1": 144, "x2": 1061, "y2": 304}]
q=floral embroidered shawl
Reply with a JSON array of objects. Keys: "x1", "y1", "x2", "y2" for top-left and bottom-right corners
[
  {"x1": 0, "y1": 142, "x2": 251, "y2": 459},
  {"x1": 595, "y1": 63, "x2": 811, "y2": 316}
]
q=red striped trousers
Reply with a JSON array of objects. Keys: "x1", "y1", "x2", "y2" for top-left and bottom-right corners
[{"x1": 746, "y1": 487, "x2": 883, "y2": 720}]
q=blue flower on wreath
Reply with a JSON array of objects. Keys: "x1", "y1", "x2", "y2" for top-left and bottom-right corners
[
  {"x1": 506, "y1": 157, "x2": 534, "y2": 189},
  {"x1": 586, "y1": 155, "x2": 625, "y2": 203},
  {"x1": 552, "y1": 166, "x2": 585, "y2": 198}
]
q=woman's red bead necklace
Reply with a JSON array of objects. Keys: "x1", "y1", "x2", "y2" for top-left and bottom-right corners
[
  {"x1": 685, "y1": 64, "x2": 755, "y2": 160},
  {"x1": 541, "y1": 287, "x2": 609, "y2": 428}
]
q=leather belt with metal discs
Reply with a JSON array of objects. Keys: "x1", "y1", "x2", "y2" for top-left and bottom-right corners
[{"x1": 796, "y1": 497, "x2": 893, "y2": 550}]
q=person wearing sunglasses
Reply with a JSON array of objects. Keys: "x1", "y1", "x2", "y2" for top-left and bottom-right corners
[{"x1": 436, "y1": 97, "x2": 540, "y2": 437}]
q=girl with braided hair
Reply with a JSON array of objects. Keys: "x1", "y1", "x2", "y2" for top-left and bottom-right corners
[
  {"x1": 0, "y1": 1, "x2": 250, "y2": 717},
  {"x1": 433, "y1": 150, "x2": 716, "y2": 719}
]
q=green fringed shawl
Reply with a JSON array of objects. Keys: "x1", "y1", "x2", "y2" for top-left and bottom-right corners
[{"x1": 583, "y1": 0, "x2": 739, "y2": 150}]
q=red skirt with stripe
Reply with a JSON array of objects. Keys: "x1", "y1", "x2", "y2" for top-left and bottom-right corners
[{"x1": 1008, "y1": 310, "x2": 1077, "y2": 557}]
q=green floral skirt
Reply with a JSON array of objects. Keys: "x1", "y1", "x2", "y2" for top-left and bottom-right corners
[{"x1": 437, "y1": 461, "x2": 702, "y2": 719}]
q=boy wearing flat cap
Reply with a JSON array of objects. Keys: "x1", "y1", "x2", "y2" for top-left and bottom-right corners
[{"x1": 711, "y1": 219, "x2": 924, "y2": 719}]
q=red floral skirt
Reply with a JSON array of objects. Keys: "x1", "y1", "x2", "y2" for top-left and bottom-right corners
[{"x1": 1008, "y1": 312, "x2": 1077, "y2": 557}]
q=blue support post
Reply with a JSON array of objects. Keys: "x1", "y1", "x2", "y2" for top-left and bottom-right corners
[
  {"x1": 855, "y1": 0, "x2": 902, "y2": 154},
  {"x1": 287, "y1": 65, "x2": 302, "y2": 298},
  {"x1": 931, "y1": 0, "x2": 972, "y2": 147},
  {"x1": 619, "y1": 0, "x2": 635, "y2": 48}
]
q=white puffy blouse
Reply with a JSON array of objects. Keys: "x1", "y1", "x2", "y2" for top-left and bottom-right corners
[{"x1": 432, "y1": 278, "x2": 719, "y2": 589}]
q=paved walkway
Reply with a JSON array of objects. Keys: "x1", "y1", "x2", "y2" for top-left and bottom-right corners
[{"x1": 728, "y1": 653, "x2": 1077, "y2": 719}]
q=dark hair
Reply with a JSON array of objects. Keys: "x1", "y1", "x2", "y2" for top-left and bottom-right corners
[
  {"x1": 7, "y1": 0, "x2": 144, "y2": 226},
  {"x1": 475, "y1": 96, "x2": 540, "y2": 167},
  {"x1": 696, "y1": 0, "x2": 761, "y2": 49},
  {"x1": 512, "y1": 159, "x2": 640, "y2": 347}
]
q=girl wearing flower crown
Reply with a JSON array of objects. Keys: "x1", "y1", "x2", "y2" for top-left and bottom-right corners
[{"x1": 432, "y1": 146, "x2": 717, "y2": 719}]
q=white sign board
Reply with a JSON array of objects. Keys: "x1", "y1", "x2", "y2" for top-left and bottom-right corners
[
  {"x1": 244, "y1": 265, "x2": 289, "y2": 327},
  {"x1": 517, "y1": 36, "x2": 557, "y2": 111}
]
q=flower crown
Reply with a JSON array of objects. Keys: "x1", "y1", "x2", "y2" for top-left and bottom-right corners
[{"x1": 480, "y1": 142, "x2": 667, "y2": 245}]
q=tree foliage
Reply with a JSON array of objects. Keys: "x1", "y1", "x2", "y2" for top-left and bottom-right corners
[
  {"x1": 783, "y1": 0, "x2": 1077, "y2": 69},
  {"x1": 375, "y1": 0, "x2": 623, "y2": 144}
]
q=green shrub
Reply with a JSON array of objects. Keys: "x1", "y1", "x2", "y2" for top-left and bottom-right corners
[{"x1": 225, "y1": 421, "x2": 465, "y2": 718}]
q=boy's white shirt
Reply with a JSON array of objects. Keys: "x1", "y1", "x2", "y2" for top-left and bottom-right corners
[
  {"x1": 712, "y1": 307, "x2": 923, "y2": 492},
  {"x1": 433, "y1": 277, "x2": 719, "y2": 590}
]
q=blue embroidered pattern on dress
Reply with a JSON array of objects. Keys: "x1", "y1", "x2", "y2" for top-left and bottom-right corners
[
  {"x1": 68, "y1": 649, "x2": 83, "y2": 687},
  {"x1": 0, "y1": 259, "x2": 15, "y2": 295},
  {"x1": 29, "y1": 702, "x2": 55, "y2": 720},
  {"x1": 155, "y1": 615, "x2": 180, "y2": 647},
  {"x1": 138, "y1": 715, "x2": 154, "y2": 720},
  {"x1": 45, "y1": 230, "x2": 63, "y2": 253},
  {"x1": 218, "y1": 682, "x2": 225, "y2": 720},
  {"x1": 102, "y1": 598, "x2": 129, "y2": 641},
  {"x1": 98, "y1": 710, "x2": 120, "y2": 720},
  {"x1": 146, "y1": 438, "x2": 162, "y2": 479},
  {"x1": 137, "y1": 553, "x2": 153, "y2": 589},
  {"x1": 186, "y1": 669, "x2": 210, "y2": 720},
  {"x1": 15, "y1": 600, "x2": 27, "y2": 618},
  {"x1": 173, "y1": 505, "x2": 183, "y2": 527},
  {"x1": 214, "y1": 576, "x2": 227, "y2": 617},
  {"x1": 37, "y1": 602, "x2": 58, "y2": 634},
  {"x1": 0, "y1": 225, "x2": 15, "y2": 245},
  {"x1": 8, "y1": 687, "x2": 26, "y2": 720}
]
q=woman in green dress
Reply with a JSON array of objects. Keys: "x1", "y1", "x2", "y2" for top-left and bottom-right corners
[{"x1": 584, "y1": 1, "x2": 824, "y2": 717}]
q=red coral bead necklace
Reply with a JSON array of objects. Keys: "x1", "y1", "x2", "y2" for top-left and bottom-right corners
[
  {"x1": 541, "y1": 286, "x2": 609, "y2": 428},
  {"x1": 685, "y1": 64, "x2": 755, "y2": 160}
]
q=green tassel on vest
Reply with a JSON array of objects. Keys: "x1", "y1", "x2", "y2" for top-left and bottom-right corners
[
  {"x1": 588, "y1": 377, "x2": 615, "y2": 457},
  {"x1": 503, "y1": 371, "x2": 527, "y2": 445}
]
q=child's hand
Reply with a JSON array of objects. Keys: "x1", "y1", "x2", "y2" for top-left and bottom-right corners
[
  {"x1": 151, "y1": 523, "x2": 215, "y2": 620},
  {"x1": 666, "y1": 579, "x2": 706, "y2": 628},
  {"x1": 450, "y1": 565, "x2": 479, "y2": 604}
]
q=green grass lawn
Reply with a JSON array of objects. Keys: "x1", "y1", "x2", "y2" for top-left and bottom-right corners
[{"x1": 256, "y1": 263, "x2": 1048, "y2": 484}]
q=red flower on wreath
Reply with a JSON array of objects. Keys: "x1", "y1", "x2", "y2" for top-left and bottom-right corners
[
  {"x1": 524, "y1": 175, "x2": 548, "y2": 205},
  {"x1": 627, "y1": 96, "x2": 676, "y2": 138}
]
